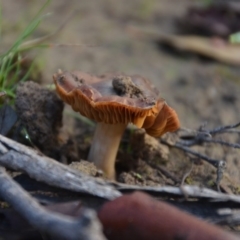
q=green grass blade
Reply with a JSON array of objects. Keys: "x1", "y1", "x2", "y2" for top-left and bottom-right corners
[
  {"x1": 0, "y1": 0, "x2": 51, "y2": 58},
  {"x1": 0, "y1": 0, "x2": 52, "y2": 104},
  {"x1": 6, "y1": 54, "x2": 21, "y2": 88},
  {"x1": 11, "y1": 59, "x2": 36, "y2": 93}
]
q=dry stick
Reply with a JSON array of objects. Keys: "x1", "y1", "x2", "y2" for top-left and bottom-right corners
[
  {"x1": 179, "y1": 122, "x2": 240, "y2": 147},
  {"x1": 209, "y1": 121, "x2": 240, "y2": 135},
  {"x1": 0, "y1": 134, "x2": 121, "y2": 200},
  {"x1": 155, "y1": 165, "x2": 181, "y2": 184},
  {"x1": 213, "y1": 129, "x2": 240, "y2": 134},
  {"x1": 115, "y1": 183, "x2": 240, "y2": 203},
  {"x1": 204, "y1": 138, "x2": 240, "y2": 149},
  {"x1": 0, "y1": 167, "x2": 106, "y2": 240},
  {"x1": 162, "y1": 140, "x2": 223, "y2": 167},
  {"x1": 179, "y1": 136, "x2": 240, "y2": 148},
  {"x1": 179, "y1": 139, "x2": 240, "y2": 149}
]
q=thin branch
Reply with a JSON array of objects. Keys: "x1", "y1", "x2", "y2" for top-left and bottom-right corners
[
  {"x1": 179, "y1": 122, "x2": 240, "y2": 147},
  {"x1": 204, "y1": 138, "x2": 240, "y2": 149},
  {"x1": 162, "y1": 140, "x2": 223, "y2": 168},
  {"x1": 0, "y1": 167, "x2": 106, "y2": 240},
  {"x1": 209, "y1": 121, "x2": 240, "y2": 135},
  {"x1": 179, "y1": 137, "x2": 240, "y2": 149},
  {"x1": 115, "y1": 183, "x2": 240, "y2": 203},
  {"x1": 0, "y1": 134, "x2": 121, "y2": 200},
  {"x1": 156, "y1": 165, "x2": 181, "y2": 184},
  {"x1": 212, "y1": 129, "x2": 240, "y2": 134}
]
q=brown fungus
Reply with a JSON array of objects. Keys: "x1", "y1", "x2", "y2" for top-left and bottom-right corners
[{"x1": 53, "y1": 70, "x2": 180, "y2": 179}]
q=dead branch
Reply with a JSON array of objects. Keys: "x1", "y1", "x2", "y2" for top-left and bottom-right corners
[
  {"x1": 178, "y1": 121, "x2": 240, "y2": 147},
  {"x1": 156, "y1": 165, "x2": 181, "y2": 184},
  {"x1": 178, "y1": 135, "x2": 240, "y2": 149},
  {"x1": 115, "y1": 184, "x2": 240, "y2": 203},
  {"x1": 209, "y1": 121, "x2": 240, "y2": 135},
  {"x1": 0, "y1": 134, "x2": 121, "y2": 200},
  {"x1": 204, "y1": 138, "x2": 240, "y2": 149},
  {"x1": 162, "y1": 139, "x2": 224, "y2": 168},
  {"x1": 0, "y1": 166, "x2": 106, "y2": 240}
]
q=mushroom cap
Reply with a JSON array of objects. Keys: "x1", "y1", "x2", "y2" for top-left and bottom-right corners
[{"x1": 53, "y1": 70, "x2": 180, "y2": 137}]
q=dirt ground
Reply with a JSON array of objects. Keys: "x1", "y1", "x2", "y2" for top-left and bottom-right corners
[{"x1": 2, "y1": 0, "x2": 240, "y2": 190}]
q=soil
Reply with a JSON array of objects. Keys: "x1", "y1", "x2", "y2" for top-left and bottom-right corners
[
  {"x1": 2, "y1": 1, "x2": 240, "y2": 192},
  {"x1": 15, "y1": 81, "x2": 78, "y2": 162}
]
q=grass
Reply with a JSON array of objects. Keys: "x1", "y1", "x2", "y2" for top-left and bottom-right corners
[{"x1": 0, "y1": 0, "x2": 51, "y2": 104}]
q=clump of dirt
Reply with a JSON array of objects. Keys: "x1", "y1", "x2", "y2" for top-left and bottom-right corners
[
  {"x1": 112, "y1": 75, "x2": 144, "y2": 98},
  {"x1": 130, "y1": 128, "x2": 169, "y2": 164},
  {"x1": 69, "y1": 160, "x2": 98, "y2": 177},
  {"x1": 115, "y1": 128, "x2": 174, "y2": 186},
  {"x1": 15, "y1": 81, "x2": 78, "y2": 162}
]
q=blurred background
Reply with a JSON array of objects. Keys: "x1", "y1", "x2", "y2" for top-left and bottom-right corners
[{"x1": 1, "y1": 0, "x2": 240, "y2": 128}]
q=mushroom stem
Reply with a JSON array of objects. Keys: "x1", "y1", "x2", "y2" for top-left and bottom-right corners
[{"x1": 88, "y1": 122, "x2": 127, "y2": 180}]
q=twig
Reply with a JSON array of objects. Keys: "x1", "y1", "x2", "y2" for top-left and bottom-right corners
[
  {"x1": 209, "y1": 121, "x2": 240, "y2": 135},
  {"x1": 156, "y1": 165, "x2": 181, "y2": 184},
  {"x1": 179, "y1": 121, "x2": 240, "y2": 147},
  {"x1": 212, "y1": 129, "x2": 240, "y2": 134},
  {"x1": 179, "y1": 135, "x2": 240, "y2": 149},
  {"x1": 115, "y1": 183, "x2": 240, "y2": 203},
  {"x1": 162, "y1": 140, "x2": 223, "y2": 168},
  {"x1": 0, "y1": 134, "x2": 121, "y2": 200},
  {"x1": 204, "y1": 138, "x2": 240, "y2": 149},
  {"x1": 0, "y1": 167, "x2": 106, "y2": 240}
]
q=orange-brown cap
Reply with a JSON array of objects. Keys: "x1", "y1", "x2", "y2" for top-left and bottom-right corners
[{"x1": 53, "y1": 70, "x2": 180, "y2": 137}]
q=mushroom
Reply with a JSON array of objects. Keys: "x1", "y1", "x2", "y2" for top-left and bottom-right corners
[{"x1": 53, "y1": 70, "x2": 180, "y2": 179}]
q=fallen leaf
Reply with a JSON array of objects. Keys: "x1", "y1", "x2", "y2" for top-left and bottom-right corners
[{"x1": 128, "y1": 26, "x2": 240, "y2": 65}]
